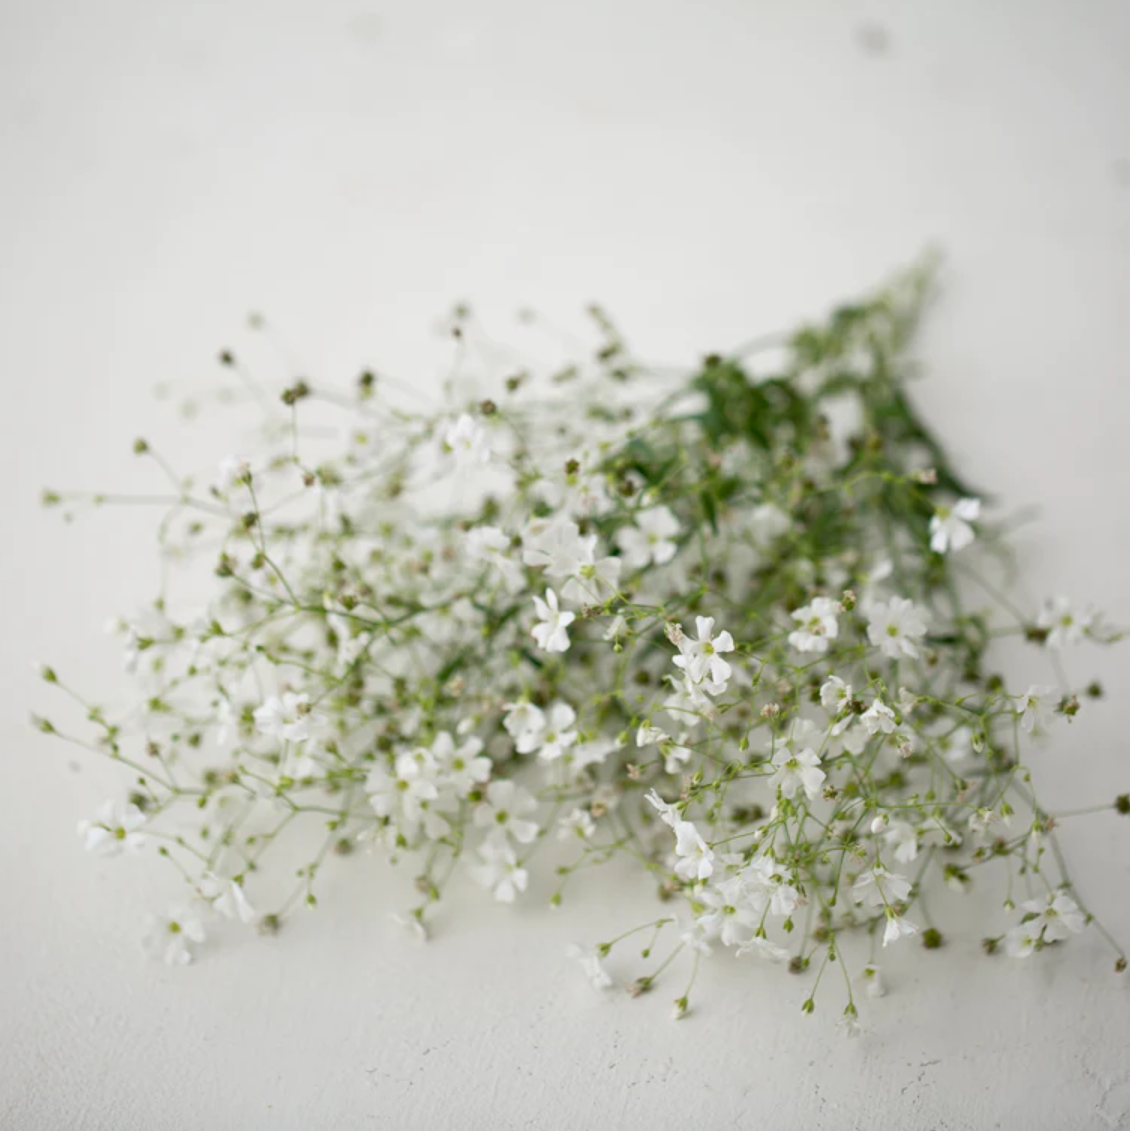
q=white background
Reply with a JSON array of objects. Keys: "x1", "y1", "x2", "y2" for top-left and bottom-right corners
[{"x1": 2, "y1": 1, "x2": 1130, "y2": 1127}]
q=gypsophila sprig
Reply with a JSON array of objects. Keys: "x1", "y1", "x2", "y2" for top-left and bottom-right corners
[{"x1": 42, "y1": 257, "x2": 1128, "y2": 1023}]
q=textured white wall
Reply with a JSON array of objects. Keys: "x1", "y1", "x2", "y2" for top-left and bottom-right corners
[{"x1": 2, "y1": 1, "x2": 1129, "y2": 1127}]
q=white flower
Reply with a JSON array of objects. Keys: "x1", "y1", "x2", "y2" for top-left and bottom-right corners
[
  {"x1": 1016, "y1": 684, "x2": 1056, "y2": 734},
  {"x1": 644, "y1": 789, "x2": 681, "y2": 828},
  {"x1": 602, "y1": 615, "x2": 628, "y2": 643},
  {"x1": 672, "y1": 616, "x2": 735, "y2": 685},
  {"x1": 636, "y1": 724, "x2": 668, "y2": 748},
  {"x1": 217, "y1": 455, "x2": 251, "y2": 492},
  {"x1": 557, "y1": 808, "x2": 596, "y2": 841},
  {"x1": 560, "y1": 535, "x2": 622, "y2": 604},
  {"x1": 198, "y1": 873, "x2": 256, "y2": 924},
  {"x1": 253, "y1": 692, "x2": 327, "y2": 743},
  {"x1": 1005, "y1": 924, "x2": 1040, "y2": 958},
  {"x1": 929, "y1": 497, "x2": 981, "y2": 554},
  {"x1": 788, "y1": 597, "x2": 840, "y2": 654},
  {"x1": 867, "y1": 596, "x2": 929, "y2": 660},
  {"x1": 142, "y1": 906, "x2": 206, "y2": 966},
  {"x1": 883, "y1": 820, "x2": 919, "y2": 864},
  {"x1": 502, "y1": 700, "x2": 545, "y2": 742},
  {"x1": 860, "y1": 964, "x2": 886, "y2": 999},
  {"x1": 474, "y1": 779, "x2": 539, "y2": 846},
  {"x1": 673, "y1": 820, "x2": 715, "y2": 881},
  {"x1": 696, "y1": 878, "x2": 758, "y2": 947},
  {"x1": 882, "y1": 911, "x2": 920, "y2": 947},
  {"x1": 431, "y1": 731, "x2": 492, "y2": 795},
  {"x1": 531, "y1": 588, "x2": 574, "y2": 653},
  {"x1": 852, "y1": 864, "x2": 913, "y2": 909},
  {"x1": 616, "y1": 505, "x2": 680, "y2": 567},
  {"x1": 566, "y1": 944, "x2": 614, "y2": 989},
  {"x1": 522, "y1": 519, "x2": 586, "y2": 577},
  {"x1": 77, "y1": 800, "x2": 147, "y2": 857},
  {"x1": 517, "y1": 701, "x2": 577, "y2": 761},
  {"x1": 1020, "y1": 891, "x2": 1086, "y2": 943},
  {"x1": 1036, "y1": 597, "x2": 1093, "y2": 650},
  {"x1": 735, "y1": 934, "x2": 789, "y2": 962},
  {"x1": 968, "y1": 806, "x2": 1010, "y2": 840},
  {"x1": 366, "y1": 751, "x2": 448, "y2": 839},
  {"x1": 768, "y1": 746, "x2": 826, "y2": 801},
  {"x1": 571, "y1": 736, "x2": 620, "y2": 773},
  {"x1": 861, "y1": 698, "x2": 897, "y2": 735},
  {"x1": 469, "y1": 841, "x2": 528, "y2": 903},
  {"x1": 466, "y1": 525, "x2": 524, "y2": 591},
  {"x1": 444, "y1": 413, "x2": 490, "y2": 464},
  {"x1": 742, "y1": 855, "x2": 800, "y2": 917}
]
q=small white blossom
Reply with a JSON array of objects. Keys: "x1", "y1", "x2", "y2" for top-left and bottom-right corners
[
  {"x1": 820, "y1": 675, "x2": 851, "y2": 714},
  {"x1": 366, "y1": 750, "x2": 450, "y2": 840},
  {"x1": 884, "y1": 820, "x2": 919, "y2": 864},
  {"x1": 861, "y1": 698, "x2": 897, "y2": 735},
  {"x1": 431, "y1": 731, "x2": 492, "y2": 795},
  {"x1": 142, "y1": 906, "x2": 206, "y2": 966},
  {"x1": 882, "y1": 910, "x2": 920, "y2": 947},
  {"x1": 735, "y1": 934, "x2": 789, "y2": 962},
  {"x1": 929, "y1": 497, "x2": 981, "y2": 554},
  {"x1": 522, "y1": 519, "x2": 585, "y2": 577},
  {"x1": 469, "y1": 841, "x2": 528, "y2": 903},
  {"x1": 474, "y1": 779, "x2": 539, "y2": 846},
  {"x1": 1016, "y1": 684, "x2": 1056, "y2": 734},
  {"x1": 566, "y1": 944, "x2": 614, "y2": 989},
  {"x1": 253, "y1": 692, "x2": 327, "y2": 743},
  {"x1": 560, "y1": 535, "x2": 622, "y2": 605},
  {"x1": 1020, "y1": 891, "x2": 1086, "y2": 943},
  {"x1": 860, "y1": 964, "x2": 886, "y2": 999},
  {"x1": 78, "y1": 800, "x2": 147, "y2": 857},
  {"x1": 531, "y1": 588, "x2": 574, "y2": 653},
  {"x1": 672, "y1": 616, "x2": 735, "y2": 685},
  {"x1": 616, "y1": 505, "x2": 680, "y2": 567},
  {"x1": 557, "y1": 808, "x2": 596, "y2": 841},
  {"x1": 673, "y1": 820, "x2": 715, "y2": 881},
  {"x1": 467, "y1": 525, "x2": 524, "y2": 591},
  {"x1": 1005, "y1": 924, "x2": 1040, "y2": 958},
  {"x1": 867, "y1": 596, "x2": 929, "y2": 660},
  {"x1": 517, "y1": 701, "x2": 577, "y2": 761},
  {"x1": 198, "y1": 873, "x2": 256, "y2": 924},
  {"x1": 1036, "y1": 597, "x2": 1093, "y2": 650},
  {"x1": 788, "y1": 597, "x2": 840, "y2": 654},
  {"x1": 645, "y1": 789, "x2": 681, "y2": 828},
  {"x1": 852, "y1": 864, "x2": 913, "y2": 909},
  {"x1": 502, "y1": 700, "x2": 546, "y2": 742},
  {"x1": 768, "y1": 746, "x2": 826, "y2": 801},
  {"x1": 742, "y1": 855, "x2": 801, "y2": 917},
  {"x1": 444, "y1": 413, "x2": 490, "y2": 464}
]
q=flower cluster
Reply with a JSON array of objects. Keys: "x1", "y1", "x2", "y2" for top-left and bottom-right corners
[{"x1": 39, "y1": 260, "x2": 1128, "y2": 1026}]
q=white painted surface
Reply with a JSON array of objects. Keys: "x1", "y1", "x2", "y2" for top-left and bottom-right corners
[{"x1": 2, "y1": 1, "x2": 1129, "y2": 1127}]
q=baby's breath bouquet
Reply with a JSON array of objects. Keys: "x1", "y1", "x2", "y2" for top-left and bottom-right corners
[{"x1": 40, "y1": 259, "x2": 1128, "y2": 1024}]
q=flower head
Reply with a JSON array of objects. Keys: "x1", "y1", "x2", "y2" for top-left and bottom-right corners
[
  {"x1": 78, "y1": 800, "x2": 147, "y2": 857},
  {"x1": 616, "y1": 506, "x2": 680, "y2": 567},
  {"x1": 142, "y1": 906, "x2": 206, "y2": 966},
  {"x1": 531, "y1": 588, "x2": 574, "y2": 653},
  {"x1": 444, "y1": 413, "x2": 490, "y2": 464},
  {"x1": 768, "y1": 746, "x2": 826, "y2": 802},
  {"x1": 788, "y1": 597, "x2": 840, "y2": 654},
  {"x1": 867, "y1": 596, "x2": 929, "y2": 660},
  {"x1": 929, "y1": 497, "x2": 981, "y2": 554}
]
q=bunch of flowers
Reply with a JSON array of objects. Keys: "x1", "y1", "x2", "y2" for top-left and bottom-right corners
[{"x1": 39, "y1": 259, "x2": 1128, "y2": 1023}]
